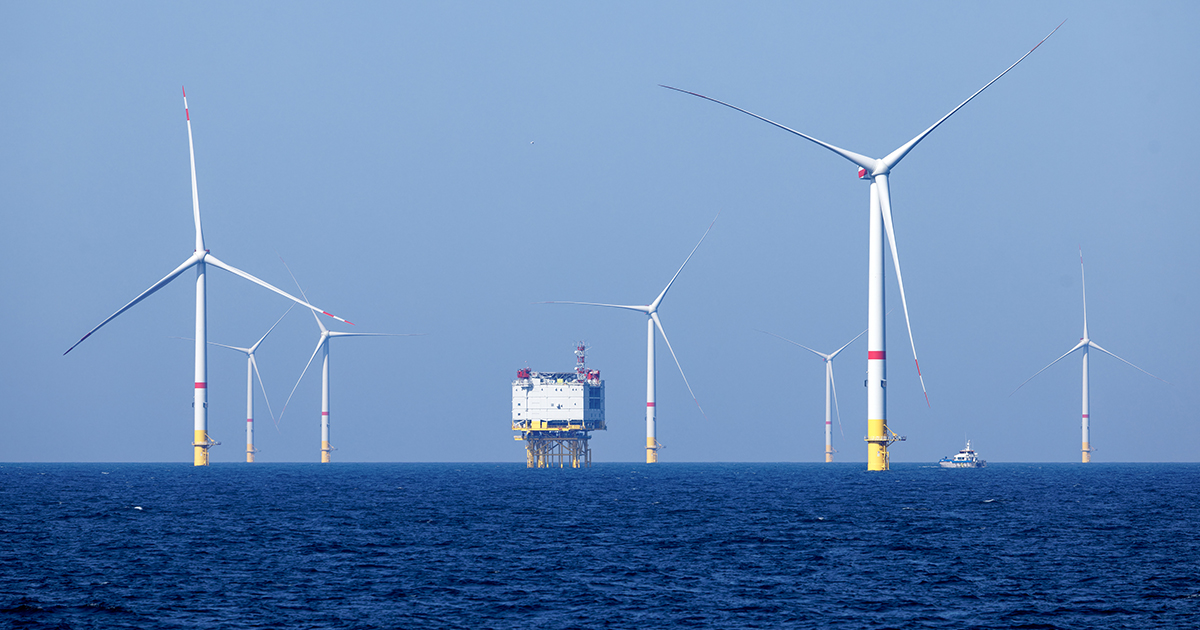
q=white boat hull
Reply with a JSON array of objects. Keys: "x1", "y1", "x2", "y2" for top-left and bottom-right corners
[{"x1": 939, "y1": 440, "x2": 986, "y2": 468}]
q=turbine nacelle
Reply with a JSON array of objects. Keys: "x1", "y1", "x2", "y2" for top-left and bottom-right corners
[{"x1": 857, "y1": 161, "x2": 893, "y2": 180}]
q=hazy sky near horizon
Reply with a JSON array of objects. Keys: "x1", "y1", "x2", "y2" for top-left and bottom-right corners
[{"x1": 2, "y1": 2, "x2": 1197, "y2": 464}]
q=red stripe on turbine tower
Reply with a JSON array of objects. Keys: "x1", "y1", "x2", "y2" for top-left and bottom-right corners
[
  {"x1": 1082, "y1": 414, "x2": 1089, "y2": 418},
  {"x1": 195, "y1": 382, "x2": 207, "y2": 388},
  {"x1": 322, "y1": 412, "x2": 329, "y2": 416},
  {"x1": 868, "y1": 351, "x2": 886, "y2": 360},
  {"x1": 646, "y1": 402, "x2": 655, "y2": 407}
]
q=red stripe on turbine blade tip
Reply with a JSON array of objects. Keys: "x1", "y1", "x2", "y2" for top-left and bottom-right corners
[
  {"x1": 868, "y1": 351, "x2": 886, "y2": 360},
  {"x1": 323, "y1": 311, "x2": 354, "y2": 325},
  {"x1": 915, "y1": 359, "x2": 922, "y2": 375},
  {"x1": 195, "y1": 382, "x2": 206, "y2": 389}
]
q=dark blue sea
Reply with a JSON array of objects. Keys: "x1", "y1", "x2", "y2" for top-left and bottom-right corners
[{"x1": 2, "y1": 463, "x2": 1197, "y2": 629}]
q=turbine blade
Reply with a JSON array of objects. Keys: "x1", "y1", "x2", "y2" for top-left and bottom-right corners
[
  {"x1": 829, "y1": 360, "x2": 844, "y2": 438},
  {"x1": 650, "y1": 213, "x2": 719, "y2": 311},
  {"x1": 879, "y1": 20, "x2": 1065, "y2": 171},
  {"x1": 64, "y1": 252, "x2": 203, "y2": 355},
  {"x1": 206, "y1": 340, "x2": 247, "y2": 353},
  {"x1": 756, "y1": 329, "x2": 829, "y2": 360},
  {"x1": 277, "y1": 255, "x2": 326, "y2": 332},
  {"x1": 660, "y1": 85, "x2": 878, "y2": 172},
  {"x1": 1088, "y1": 341, "x2": 1170, "y2": 385},
  {"x1": 651, "y1": 312, "x2": 707, "y2": 419},
  {"x1": 1080, "y1": 248, "x2": 1088, "y2": 339},
  {"x1": 537, "y1": 300, "x2": 650, "y2": 314},
  {"x1": 250, "y1": 355, "x2": 277, "y2": 427},
  {"x1": 280, "y1": 337, "x2": 326, "y2": 424},
  {"x1": 1010, "y1": 339, "x2": 1088, "y2": 396},
  {"x1": 328, "y1": 332, "x2": 422, "y2": 338},
  {"x1": 249, "y1": 305, "x2": 294, "y2": 353},
  {"x1": 205, "y1": 254, "x2": 353, "y2": 325},
  {"x1": 877, "y1": 177, "x2": 929, "y2": 407},
  {"x1": 829, "y1": 327, "x2": 869, "y2": 360},
  {"x1": 182, "y1": 87, "x2": 205, "y2": 252}
]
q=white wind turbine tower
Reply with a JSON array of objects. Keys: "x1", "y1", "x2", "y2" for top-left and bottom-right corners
[
  {"x1": 280, "y1": 266, "x2": 418, "y2": 463},
  {"x1": 760, "y1": 328, "x2": 866, "y2": 462},
  {"x1": 542, "y1": 216, "x2": 716, "y2": 463},
  {"x1": 206, "y1": 307, "x2": 292, "y2": 463},
  {"x1": 1012, "y1": 250, "x2": 1168, "y2": 462},
  {"x1": 64, "y1": 88, "x2": 352, "y2": 466},
  {"x1": 664, "y1": 23, "x2": 1062, "y2": 470}
]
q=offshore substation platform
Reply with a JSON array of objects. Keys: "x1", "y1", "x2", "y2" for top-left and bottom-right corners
[{"x1": 512, "y1": 343, "x2": 605, "y2": 468}]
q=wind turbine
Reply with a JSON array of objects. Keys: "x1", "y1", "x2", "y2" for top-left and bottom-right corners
[
  {"x1": 542, "y1": 216, "x2": 716, "y2": 463},
  {"x1": 64, "y1": 88, "x2": 352, "y2": 466},
  {"x1": 760, "y1": 328, "x2": 866, "y2": 462},
  {"x1": 1012, "y1": 250, "x2": 1167, "y2": 462},
  {"x1": 280, "y1": 265, "x2": 418, "y2": 463},
  {"x1": 663, "y1": 23, "x2": 1062, "y2": 470},
  {"x1": 206, "y1": 306, "x2": 292, "y2": 463}
]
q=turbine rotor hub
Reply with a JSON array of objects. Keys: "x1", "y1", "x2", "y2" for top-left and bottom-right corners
[{"x1": 858, "y1": 162, "x2": 888, "y2": 180}]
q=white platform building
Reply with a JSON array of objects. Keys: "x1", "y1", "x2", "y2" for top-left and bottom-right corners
[{"x1": 512, "y1": 344, "x2": 605, "y2": 467}]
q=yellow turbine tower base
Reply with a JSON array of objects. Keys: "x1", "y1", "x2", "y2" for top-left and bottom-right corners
[
  {"x1": 865, "y1": 419, "x2": 905, "y2": 471},
  {"x1": 1082, "y1": 442, "x2": 1091, "y2": 463},
  {"x1": 193, "y1": 430, "x2": 213, "y2": 467},
  {"x1": 866, "y1": 418, "x2": 889, "y2": 471},
  {"x1": 646, "y1": 437, "x2": 658, "y2": 463},
  {"x1": 247, "y1": 445, "x2": 255, "y2": 463},
  {"x1": 825, "y1": 449, "x2": 834, "y2": 463},
  {"x1": 321, "y1": 441, "x2": 332, "y2": 463}
]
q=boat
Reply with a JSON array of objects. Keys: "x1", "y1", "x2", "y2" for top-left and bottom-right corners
[{"x1": 939, "y1": 440, "x2": 986, "y2": 468}]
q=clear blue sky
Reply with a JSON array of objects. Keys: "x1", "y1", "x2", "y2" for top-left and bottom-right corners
[{"x1": 2, "y1": 2, "x2": 1196, "y2": 463}]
